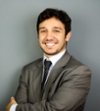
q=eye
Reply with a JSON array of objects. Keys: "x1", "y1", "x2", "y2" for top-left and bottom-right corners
[
  {"x1": 54, "y1": 30, "x2": 60, "y2": 33},
  {"x1": 40, "y1": 30, "x2": 47, "y2": 33}
]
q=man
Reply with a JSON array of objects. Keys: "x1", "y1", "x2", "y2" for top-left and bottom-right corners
[{"x1": 6, "y1": 8, "x2": 91, "y2": 111}]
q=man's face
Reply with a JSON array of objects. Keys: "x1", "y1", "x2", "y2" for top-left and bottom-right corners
[{"x1": 38, "y1": 17, "x2": 71, "y2": 58}]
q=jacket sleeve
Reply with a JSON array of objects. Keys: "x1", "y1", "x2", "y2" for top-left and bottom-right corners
[{"x1": 15, "y1": 65, "x2": 91, "y2": 111}]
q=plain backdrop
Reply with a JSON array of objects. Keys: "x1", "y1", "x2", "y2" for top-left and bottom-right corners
[{"x1": 0, "y1": 0, "x2": 100, "y2": 111}]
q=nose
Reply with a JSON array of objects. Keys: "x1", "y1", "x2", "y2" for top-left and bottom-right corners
[{"x1": 46, "y1": 31, "x2": 53, "y2": 40}]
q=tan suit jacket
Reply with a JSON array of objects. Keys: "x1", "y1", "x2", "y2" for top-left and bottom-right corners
[{"x1": 15, "y1": 51, "x2": 91, "y2": 111}]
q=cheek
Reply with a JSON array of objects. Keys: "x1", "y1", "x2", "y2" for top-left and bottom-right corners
[
  {"x1": 59, "y1": 38, "x2": 66, "y2": 44},
  {"x1": 39, "y1": 32, "x2": 47, "y2": 38},
  {"x1": 38, "y1": 38, "x2": 45, "y2": 45},
  {"x1": 39, "y1": 35, "x2": 46, "y2": 41}
]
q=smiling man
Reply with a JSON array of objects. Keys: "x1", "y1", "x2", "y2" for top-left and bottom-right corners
[
  {"x1": 6, "y1": 8, "x2": 91, "y2": 111},
  {"x1": 38, "y1": 17, "x2": 71, "y2": 57}
]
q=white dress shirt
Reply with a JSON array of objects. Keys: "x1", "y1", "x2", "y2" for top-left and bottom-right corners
[{"x1": 10, "y1": 49, "x2": 66, "y2": 111}]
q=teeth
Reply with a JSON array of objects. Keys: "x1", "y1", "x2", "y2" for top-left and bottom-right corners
[{"x1": 46, "y1": 43, "x2": 54, "y2": 46}]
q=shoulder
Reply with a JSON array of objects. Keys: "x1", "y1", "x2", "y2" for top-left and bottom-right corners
[
  {"x1": 66, "y1": 56, "x2": 92, "y2": 76},
  {"x1": 63, "y1": 55, "x2": 91, "y2": 77},
  {"x1": 68, "y1": 56, "x2": 90, "y2": 69},
  {"x1": 19, "y1": 58, "x2": 43, "y2": 79},
  {"x1": 23, "y1": 57, "x2": 43, "y2": 70}
]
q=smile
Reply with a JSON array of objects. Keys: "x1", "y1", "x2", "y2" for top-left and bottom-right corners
[{"x1": 46, "y1": 43, "x2": 55, "y2": 47}]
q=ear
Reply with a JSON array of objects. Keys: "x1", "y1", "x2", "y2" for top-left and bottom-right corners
[{"x1": 65, "y1": 31, "x2": 72, "y2": 42}]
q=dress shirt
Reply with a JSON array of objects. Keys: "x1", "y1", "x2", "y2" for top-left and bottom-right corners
[{"x1": 10, "y1": 49, "x2": 66, "y2": 111}]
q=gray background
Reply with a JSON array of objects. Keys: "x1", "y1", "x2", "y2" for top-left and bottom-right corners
[{"x1": 0, "y1": 0, "x2": 100, "y2": 111}]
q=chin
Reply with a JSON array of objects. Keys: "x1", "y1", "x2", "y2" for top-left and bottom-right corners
[{"x1": 45, "y1": 51, "x2": 58, "y2": 56}]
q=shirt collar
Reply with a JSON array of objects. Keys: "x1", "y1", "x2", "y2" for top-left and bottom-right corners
[{"x1": 43, "y1": 49, "x2": 66, "y2": 67}]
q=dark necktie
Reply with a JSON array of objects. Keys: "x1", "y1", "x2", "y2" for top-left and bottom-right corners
[{"x1": 41, "y1": 59, "x2": 52, "y2": 93}]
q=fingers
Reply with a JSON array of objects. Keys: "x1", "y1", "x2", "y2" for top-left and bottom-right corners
[
  {"x1": 10, "y1": 96, "x2": 17, "y2": 104},
  {"x1": 6, "y1": 97, "x2": 17, "y2": 111},
  {"x1": 11, "y1": 97, "x2": 15, "y2": 100}
]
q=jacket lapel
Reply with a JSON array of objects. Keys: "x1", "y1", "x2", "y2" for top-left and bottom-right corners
[
  {"x1": 33, "y1": 59, "x2": 43, "y2": 101},
  {"x1": 42, "y1": 51, "x2": 71, "y2": 99}
]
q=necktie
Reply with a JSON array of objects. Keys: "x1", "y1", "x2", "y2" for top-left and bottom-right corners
[{"x1": 41, "y1": 59, "x2": 52, "y2": 93}]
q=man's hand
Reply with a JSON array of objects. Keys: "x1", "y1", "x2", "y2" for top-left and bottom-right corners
[{"x1": 6, "y1": 97, "x2": 17, "y2": 111}]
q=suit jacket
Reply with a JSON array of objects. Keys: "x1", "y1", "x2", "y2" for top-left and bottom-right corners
[{"x1": 15, "y1": 51, "x2": 91, "y2": 111}]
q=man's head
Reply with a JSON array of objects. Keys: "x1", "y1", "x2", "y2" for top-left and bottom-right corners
[
  {"x1": 37, "y1": 8, "x2": 71, "y2": 35},
  {"x1": 37, "y1": 8, "x2": 72, "y2": 58}
]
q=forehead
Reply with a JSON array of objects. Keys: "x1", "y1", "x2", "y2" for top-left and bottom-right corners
[{"x1": 39, "y1": 17, "x2": 65, "y2": 29}]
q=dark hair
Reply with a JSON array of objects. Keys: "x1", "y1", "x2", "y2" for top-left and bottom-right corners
[{"x1": 36, "y1": 8, "x2": 71, "y2": 35}]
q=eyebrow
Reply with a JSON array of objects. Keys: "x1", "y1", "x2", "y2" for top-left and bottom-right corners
[
  {"x1": 39, "y1": 27, "x2": 46, "y2": 30},
  {"x1": 53, "y1": 26, "x2": 62, "y2": 30},
  {"x1": 39, "y1": 26, "x2": 62, "y2": 30}
]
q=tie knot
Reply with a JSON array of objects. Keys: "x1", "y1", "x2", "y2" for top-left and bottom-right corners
[{"x1": 44, "y1": 59, "x2": 52, "y2": 70}]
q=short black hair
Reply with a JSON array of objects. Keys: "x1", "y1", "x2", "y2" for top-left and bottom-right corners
[{"x1": 36, "y1": 8, "x2": 71, "y2": 35}]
